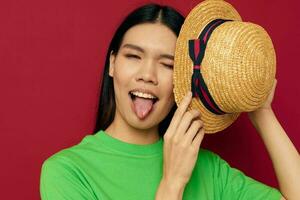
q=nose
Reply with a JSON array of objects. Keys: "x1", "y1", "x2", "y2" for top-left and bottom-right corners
[{"x1": 135, "y1": 58, "x2": 158, "y2": 85}]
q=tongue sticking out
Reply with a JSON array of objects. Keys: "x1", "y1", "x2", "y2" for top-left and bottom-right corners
[{"x1": 132, "y1": 97, "x2": 154, "y2": 120}]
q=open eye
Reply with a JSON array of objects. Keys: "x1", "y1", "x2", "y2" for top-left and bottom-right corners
[{"x1": 125, "y1": 54, "x2": 141, "y2": 59}]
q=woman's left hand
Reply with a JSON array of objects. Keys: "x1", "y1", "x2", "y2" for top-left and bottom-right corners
[
  {"x1": 248, "y1": 78, "x2": 277, "y2": 120},
  {"x1": 246, "y1": 78, "x2": 300, "y2": 200}
]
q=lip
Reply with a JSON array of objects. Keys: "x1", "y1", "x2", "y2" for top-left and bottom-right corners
[
  {"x1": 129, "y1": 88, "x2": 159, "y2": 100},
  {"x1": 128, "y1": 88, "x2": 159, "y2": 120},
  {"x1": 129, "y1": 92, "x2": 158, "y2": 120}
]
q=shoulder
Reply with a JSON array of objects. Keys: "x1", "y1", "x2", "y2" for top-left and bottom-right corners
[
  {"x1": 198, "y1": 148, "x2": 223, "y2": 163},
  {"x1": 40, "y1": 134, "x2": 100, "y2": 199},
  {"x1": 41, "y1": 145, "x2": 83, "y2": 179},
  {"x1": 194, "y1": 148, "x2": 227, "y2": 173},
  {"x1": 41, "y1": 133, "x2": 99, "y2": 174},
  {"x1": 198, "y1": 148, "x2": 220, "y2": 157}
]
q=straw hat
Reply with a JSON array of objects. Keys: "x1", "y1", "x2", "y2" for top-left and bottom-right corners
[{"x1": 173, "y1": 0, "x2": 276, "y2": 134}]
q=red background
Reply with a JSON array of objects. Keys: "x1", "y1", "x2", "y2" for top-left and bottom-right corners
[{"x1": 1, "y1": 0, "x2": 299, "y2": 199}]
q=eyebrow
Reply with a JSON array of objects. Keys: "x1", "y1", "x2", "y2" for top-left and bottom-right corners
[{"x1": 122, "y1": 43, "x2": 174, "y2": 60}]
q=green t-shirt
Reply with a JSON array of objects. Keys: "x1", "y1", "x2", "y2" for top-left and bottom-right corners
[{"x1": 40, "y1": 130, "x2": 282, "y2": 200}]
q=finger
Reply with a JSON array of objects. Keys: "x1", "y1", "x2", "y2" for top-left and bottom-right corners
[
  {"x1": 174, "y1": 91, "x2": 193, "y2": 120},
  {"x1": 174, "y1": 109, "x2": 200, "y2": 138},
  {"x1": 269, "y1": 79, "x2": 277, "y2": 97},
  {"x1": 166, "y1": 92, "x2": 193, "y2": 136},
  {"x1": 191, "y1": 128, "x2": 205, "y2": 151},
  {"x1": 274, "y1": 79, "x2": 277, "y2": 88},
  {"x1": 183, "y1": 119, "x2": 203, "y2": 144}
]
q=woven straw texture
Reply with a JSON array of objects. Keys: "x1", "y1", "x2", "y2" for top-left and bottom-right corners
[{"x1": 173, "y1": 0, "x2": 276, "y2": 133}]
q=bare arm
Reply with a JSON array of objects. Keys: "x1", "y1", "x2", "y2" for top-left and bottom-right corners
[{"x1": 248, "y1": 80, "x2": 300, "y2": 200}]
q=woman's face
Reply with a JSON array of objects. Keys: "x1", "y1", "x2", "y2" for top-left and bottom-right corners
[{"x1": 109, "y1": 23, "x2": 177, "y2": 131}]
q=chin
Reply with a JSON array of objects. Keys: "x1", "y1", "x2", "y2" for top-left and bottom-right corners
[
  {"x1": 119, "y1": 98, "x2": 173, "y2": 131},
  {"x1": 127, "y1": 115, "x2": 160, "y2": 130}
]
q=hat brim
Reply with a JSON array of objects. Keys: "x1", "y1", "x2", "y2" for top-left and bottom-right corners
[{"x1": 174, "y1": 0, "x2": 243, "y2": 134}]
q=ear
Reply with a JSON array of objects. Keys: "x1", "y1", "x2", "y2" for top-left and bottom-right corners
[{"x1": 109, "y1": 51, "x2": 116, "y2": 77}]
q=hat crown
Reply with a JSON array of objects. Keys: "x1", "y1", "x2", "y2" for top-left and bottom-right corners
[
  {"x1": 202, "y1": 21, "x2": 276, "y2": 113},
  {"x1": 173, "y1": 0, "x2": 277, "y2": 133}
]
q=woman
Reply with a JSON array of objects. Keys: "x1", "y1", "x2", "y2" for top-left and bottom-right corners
[{"x1": 40, "y1": 3, "x2": 300, "y2": 200}]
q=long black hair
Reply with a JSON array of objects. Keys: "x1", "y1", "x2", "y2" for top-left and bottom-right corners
[{"x1": 93, "y1": 3, "x2": 184, "y2": 137}]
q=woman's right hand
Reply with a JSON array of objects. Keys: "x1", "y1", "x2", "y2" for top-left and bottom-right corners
[{"x1": 162, "y1": 91, "x2": 205, "y2": 189}]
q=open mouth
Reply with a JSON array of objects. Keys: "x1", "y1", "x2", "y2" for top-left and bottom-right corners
[
  {"x1": 129, "y1": 91, "x2": 159, "y2": 104},
  {"x1": 128, "y1": 90, "x2": 159, "y2": 119}
]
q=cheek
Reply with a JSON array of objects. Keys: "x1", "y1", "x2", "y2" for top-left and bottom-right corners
[
  {"x1": 159, "y1": 69, "x2": 175, "y2": 100},
  {"x1": 113, "y1": 58, "x2": 136, "y2": 87}
]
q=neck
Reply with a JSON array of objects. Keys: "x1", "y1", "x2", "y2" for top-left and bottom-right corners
[{"x1": 105, "y1": 110, "x2": 160, "y2": 145}]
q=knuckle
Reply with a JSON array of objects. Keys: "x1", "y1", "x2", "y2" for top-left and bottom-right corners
[
  {"x1": 171, "y1": 135, "x2": 180, "y2": 145},
  {"x1": 192, "y1": 120, "x2": 202, "y2": 129},
  {"x1": 198, "y1": 120, "x2": 204, "y2": 127},
  {"x1": 176, "y1": 106, "x2": 183, "y2": 113},
  {"x1": 163, "y1": 133, "x2": 171, "y2": 141},
  {"x1": 179, "y1": 99, "x2": 188, "y2": 108},
  {"x1": 175, "y1": 107, "x2": 184, "y2": 116},
  {"x1": 194, "y1": 120, "x2": 201, "y2": 127},
  {"x1": 185, "y1": 111, "x2": 194, "y2": 120}
]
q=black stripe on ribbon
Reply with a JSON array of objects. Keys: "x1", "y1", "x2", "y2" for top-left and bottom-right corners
[{"x1": 189, "y1": 19, "x2": 232, "y2": 115}]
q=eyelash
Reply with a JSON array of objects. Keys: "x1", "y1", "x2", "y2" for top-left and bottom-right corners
[
  {"x1": 125, "y1": 54, "x2": 141, "y2": 59},
  {"x1": 162, "y1": 63, "x2": 173, "y2": 69},
  {"x1": 125, "y1": 54, "x2": 173, "y2": 69}
]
